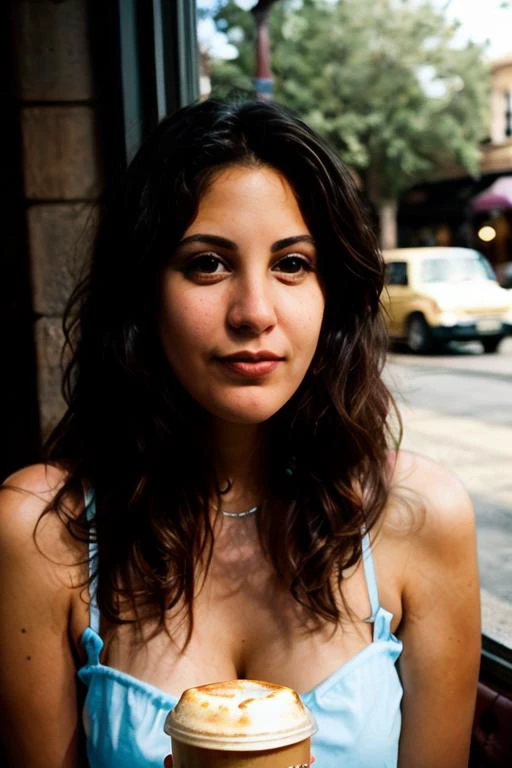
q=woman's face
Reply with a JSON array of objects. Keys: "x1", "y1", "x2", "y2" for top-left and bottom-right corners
[{"x1": 159, "y1": 164, "x2": 325, "y2": 425}]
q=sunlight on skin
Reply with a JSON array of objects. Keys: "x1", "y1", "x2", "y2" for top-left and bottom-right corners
[
  {"x1": 160, "y1": 165, "x2": 322, "y2": 768},
  {"x1": 159, "y1": 165, "x2": 325, "y2": 428}
]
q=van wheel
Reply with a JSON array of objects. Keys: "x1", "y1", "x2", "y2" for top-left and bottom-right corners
[
  {"x1": 482, "y1": 336, "x2": 501, "y2": 354},
  {"x1": 407, "y1": 314, "x2": 432, "y2": 353}
]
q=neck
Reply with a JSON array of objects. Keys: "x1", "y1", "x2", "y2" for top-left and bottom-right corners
[{"x1": 209, "y1": 420, "x2": 266, "y2": 508}]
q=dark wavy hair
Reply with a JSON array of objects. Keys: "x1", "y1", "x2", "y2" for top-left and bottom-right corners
[{"x1": 42, "y1": 98, "x2": 400, "y2": 643}]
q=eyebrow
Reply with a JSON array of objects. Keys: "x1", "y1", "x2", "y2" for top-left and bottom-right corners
[
  {"x1": 178, "y1": 234, "x2": 238, "y2": 250},
  {"x1": 177, "y1": 234, "x2": 316, "y2": 252},
  {"x1": 271, "y1": 235, "x2": 315, "y2": 252}
]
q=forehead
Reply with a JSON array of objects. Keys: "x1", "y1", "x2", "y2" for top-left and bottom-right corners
[{"x1": 195, "y1": 164, "x2": 305, "y2": 221}]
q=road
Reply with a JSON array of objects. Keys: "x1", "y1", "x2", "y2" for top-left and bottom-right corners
[{"x1": 384, "y1": 337, "x2": 512, "y2": 647}]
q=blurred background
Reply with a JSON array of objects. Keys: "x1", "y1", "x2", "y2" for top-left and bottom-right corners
[{"x1": 2, "y1": 0, "x2": 510, "y2": 650}]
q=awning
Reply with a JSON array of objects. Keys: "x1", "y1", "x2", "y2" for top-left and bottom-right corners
[{"x1": 471, "y1": 176, "x2": 512, "y2": 212}]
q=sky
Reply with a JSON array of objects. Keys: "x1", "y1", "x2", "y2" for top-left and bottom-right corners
[
  {"x1": 197, "y1": 0, "x2": 512, "y2": 61},
  {"x1": 438, "y1": 0, "x2": 512, "y2": 59}
]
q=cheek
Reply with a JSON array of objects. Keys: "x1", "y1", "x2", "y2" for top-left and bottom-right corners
[
  {"x1": 160, "y1": 289, "x2": 218, "y2": 350},
  {"x1": 292, "y1": 291, "x2": 325, "y2": 354}
]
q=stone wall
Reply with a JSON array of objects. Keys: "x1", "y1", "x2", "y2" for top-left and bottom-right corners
[{"x1": 12, "y1": 0, "x2": 103, "y2": 439}]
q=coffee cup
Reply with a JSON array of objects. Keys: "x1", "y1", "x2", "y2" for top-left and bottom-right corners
[{"x1": 164, "y1": 679, "x2": 317, "y2": 767}]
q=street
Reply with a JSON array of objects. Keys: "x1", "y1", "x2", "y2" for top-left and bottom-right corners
[{"x1": 385, "y1": 337, "x2": 512, "y2": 646}]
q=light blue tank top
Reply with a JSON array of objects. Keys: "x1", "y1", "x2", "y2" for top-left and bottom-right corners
[{"x1": 78, "y1": 494, "x2": 403, "y2": 768}]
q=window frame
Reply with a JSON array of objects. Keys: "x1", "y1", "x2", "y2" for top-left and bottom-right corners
[
  {"x1": 385, "y1": 260, "x2": 409, "y2": 286},
  {"x1": 481, "y1": 635, "x2": 512, "y2": 695}
]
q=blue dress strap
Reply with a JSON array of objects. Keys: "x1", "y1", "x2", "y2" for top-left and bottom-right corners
[
  {"x1": 84, "y1": 488, "x2": 100, "y2": 635},
  {"x1": 362, "y1": 531, "x2": 380, "y2": 621}
]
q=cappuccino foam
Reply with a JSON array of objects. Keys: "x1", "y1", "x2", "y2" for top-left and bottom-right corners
[{"x1": 164, "y1": 679, "x2": 317, "y2": 751}]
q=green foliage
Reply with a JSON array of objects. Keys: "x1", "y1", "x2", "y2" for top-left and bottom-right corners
[
  {"x1": 210, "y1": 0, "x2": 257, "y2": 97},
  {"x1": 209, "y1": 0, "x2": 489, "y2": 203}
]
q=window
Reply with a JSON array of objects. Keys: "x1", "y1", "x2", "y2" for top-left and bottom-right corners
[
  {"x1": 420, "y1": 252, "x2": 496, "y2": 283},
  {"x1": 385, "y1": 261, "x2": 408, "y2": 286}
]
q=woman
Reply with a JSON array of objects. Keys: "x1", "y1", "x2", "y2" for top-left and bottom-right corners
[{"x1": 0, "y1": 99, "x2": 480, "y2": 768}]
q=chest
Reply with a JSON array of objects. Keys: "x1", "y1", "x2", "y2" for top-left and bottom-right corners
[
  {"x1": 97, "y1": 540, "x2": 379, "y2": 698},
  {"x1": 74, "y1": 517, "x2": 404, "y2": 699}
]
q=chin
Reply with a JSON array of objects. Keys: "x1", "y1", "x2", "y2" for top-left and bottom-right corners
[
  {"x1": 209, "y1": 406, "x2": 281, "y2": 426},
  {"x1": 202, "y1": 395, "x2": 289, "y2": 426}
]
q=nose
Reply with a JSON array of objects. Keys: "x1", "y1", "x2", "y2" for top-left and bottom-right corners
[{"x1": 227, "y1": 273, "x2": 277, "y2": 335}]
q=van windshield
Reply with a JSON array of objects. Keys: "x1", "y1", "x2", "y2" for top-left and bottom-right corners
[{"x1": 420, "y1": 253, "x2": 496, "y2": 283}]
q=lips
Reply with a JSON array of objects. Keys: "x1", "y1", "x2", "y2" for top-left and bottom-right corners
[
  {"x1": 216, "y1": 351, "x2": 285, "y2": 378},
  {"x1": 220, "y1": 351, "x2": 283, "y2": 362}
]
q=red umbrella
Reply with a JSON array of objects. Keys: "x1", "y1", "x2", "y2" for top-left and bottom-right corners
[{"x1": 471, "y1": 176, "x2": 512, "y2": 212}]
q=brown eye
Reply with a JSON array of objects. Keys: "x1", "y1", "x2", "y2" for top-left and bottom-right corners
[
  {"x1": 273, "y1": 255, "x2": 314, "y2": 274},
  {"x1": 185, "y1": 254, "x2": 229, "y2": 275}
]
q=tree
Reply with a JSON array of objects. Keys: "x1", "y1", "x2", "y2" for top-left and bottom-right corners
[{"x1": 210, "y1": 0, "x2": 489, "y2": 247}]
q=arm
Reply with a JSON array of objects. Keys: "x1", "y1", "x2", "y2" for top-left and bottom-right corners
[
  {"x1": 396, "y1": 456, "x2": 481, "y2": 768},
  {"x1": 0, "y1": 466, "x2": 86, "y2": 768}
]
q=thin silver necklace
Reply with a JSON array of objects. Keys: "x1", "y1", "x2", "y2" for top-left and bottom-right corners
[{"x1": 221, "y1": 505, "x2": 259, "y2": 519}]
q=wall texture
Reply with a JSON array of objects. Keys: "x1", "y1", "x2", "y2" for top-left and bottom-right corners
[{"x1": 12, "y1": 0, "x2": 103, "y2": 439}]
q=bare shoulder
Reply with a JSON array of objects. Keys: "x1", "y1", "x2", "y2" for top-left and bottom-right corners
[
  {"x1": 0, "y1": 463, "x2": 84, "y2": 577},
  {"x1": 0, "y1": 465, "x2": 89, "y2": 765},
  {"x1": 373, "y1": 450, "x2": 477, "y2": 627},
  {"x1": 385, "y1": 449, "x2": 475, "y2": 552},
  {"x1": 383, "y1": 457, "x2": 480, "y2": 766},
  {"x1": 1, "y1": 462, "x2": 67, "y2": 538},
  {"x1": 2, "y1": 462, "x2": 67, "y2": 507},
  {"x1": 378, "y1": 450, "x2": 479, "y2": 633}
]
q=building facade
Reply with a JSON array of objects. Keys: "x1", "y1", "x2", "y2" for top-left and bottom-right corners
[
  {"x1": 2, "y1": 0, "x2": 199, "y2": 479},
  {"x1": 398, "y1": 55, "x2": 512, "y2": 279}
]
